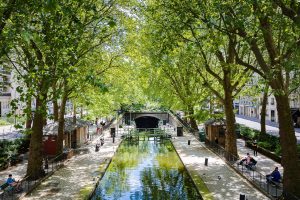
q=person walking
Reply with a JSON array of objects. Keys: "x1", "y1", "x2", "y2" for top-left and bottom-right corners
[{"x1": 253, "y1": 140, "x2": 258, "y2": 156}]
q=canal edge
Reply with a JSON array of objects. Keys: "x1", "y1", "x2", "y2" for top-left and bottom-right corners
[
  {"x1": 170, "y1": 139, "x2": 212, "y2": 200},
  {"x1": 87, "y1": 139, "x2": 124, "y2": 200}
]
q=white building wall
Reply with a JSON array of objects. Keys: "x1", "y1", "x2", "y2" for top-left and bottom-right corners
[{"x1": 238, "y1": 93, "x2": 300, "y2": 124}]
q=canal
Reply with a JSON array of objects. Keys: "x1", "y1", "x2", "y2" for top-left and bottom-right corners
[{"x1": 91, "y1": 139, "x2": 202, "y2": 200}]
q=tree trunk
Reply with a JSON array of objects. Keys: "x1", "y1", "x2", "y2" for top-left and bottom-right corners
[
  {"x1": 73, "y1": 102, "x2": 76, "y2": 124},
  {"x1": 275, "y1": 93, "x2": 300, "y2": 197},
  {"x1": 56, "y1": 93, "x2": 67, "y2": 155},
  {"x1": 53, "y1": 98, "x2": 59, "y2": 121},
  {"x1": 188, "y1": 107, "x2": 198, "y2": 131},
  {"x1": 260, "y1": 86, "x2": 268, "y2": 134},
  {"x1": 26, "y1": 96, "x2": 46, "y2": 179},
  {"x1": 209, "y1": 96, "x2": 213, "y2": 115},
  {"x1": 224, "y1": 88, "x2": 238, "y2": 157},
  {"x1": 52, "y1": 84, "x2": 59, "y2": 121},
  {"x1": 25, "y1": 96, "x2": 32, "y2": 129}
]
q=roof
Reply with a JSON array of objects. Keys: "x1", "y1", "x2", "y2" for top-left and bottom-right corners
[
  {"x1": 43, "y1": 118, "x2": 89, "y2": 136},
  {"x1": 204, "y1": 118, "x2": 226, "y2": 126}
]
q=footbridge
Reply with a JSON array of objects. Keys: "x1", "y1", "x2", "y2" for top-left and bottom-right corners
[{"x1": 123, "y1": 111, "x2": 182, "y2": 129}]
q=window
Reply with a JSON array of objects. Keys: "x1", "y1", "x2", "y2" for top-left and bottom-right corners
[
  {"x1": 271, "y1": 98, "x2": 275, "y2": 105},
  {"x1": 271, "y1": 110, "x2": 275, "y2": 122}
]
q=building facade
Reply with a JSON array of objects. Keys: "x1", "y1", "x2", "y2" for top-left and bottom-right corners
[
  {"x1": 237, "y1": 91, "x2": 300, "y2": 125},
  {"x1": 0, "y1": 66, "x2": 13, "y2": 116}
]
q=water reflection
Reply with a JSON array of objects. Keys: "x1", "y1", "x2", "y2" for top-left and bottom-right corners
[{"x1": 92, "y1": 140, "x2": 202, "y2": 200}]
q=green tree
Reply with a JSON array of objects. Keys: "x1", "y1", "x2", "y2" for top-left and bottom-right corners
[
  {"x1": 208, "y1": 0, "x2": 300, "y2": 195},
  {"x1": 140, "y1": 0, "x2": 252, "y2": 156},
  {"x1": 6, "y1": 0, "x2": 120, "y2": 179}
]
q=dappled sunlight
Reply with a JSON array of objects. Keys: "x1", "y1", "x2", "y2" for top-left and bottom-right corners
[
  {"x1": 172, "y1": 133, "x2": 270, "y2": 200},
  {"x1": 237, "y1": 139, "x2": 283, "y2": 176},
  {"x1": 22, "y1": 130, "x2": 122, "y2": 200}
]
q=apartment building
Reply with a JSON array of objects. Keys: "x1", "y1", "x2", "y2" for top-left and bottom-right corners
[
  {"x1": 0, "y1": 66, "x2": 13, "y2": 116},
  {"x1": 237, "y1": 91, "x2": 300, "y2": 126}
]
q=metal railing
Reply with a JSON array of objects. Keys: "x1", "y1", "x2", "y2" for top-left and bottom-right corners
[
  {"x1": 120, "y1": 128, "x2": 171, "y2": 141},
  {"x1": 0, "y1": 153, "x2": 66, "y2": 200},
  {"x1": 168, "y1": 110, "x2": 195, "y2": 132},
  {"x1": 203, "y1": 139, "x2": 300, "y2": 200}
]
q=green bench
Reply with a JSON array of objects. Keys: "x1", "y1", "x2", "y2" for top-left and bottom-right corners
[
  {"x1": 1, "y1": 182, "x2": 9, "y2": 190},
  {"x1": 0, "y1": 182, "x2": 14, "y2": 193}
]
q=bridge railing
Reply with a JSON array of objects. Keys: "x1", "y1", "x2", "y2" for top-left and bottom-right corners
[{"x1": 168, "y1": 110, "x2": 196, "y2": 132}]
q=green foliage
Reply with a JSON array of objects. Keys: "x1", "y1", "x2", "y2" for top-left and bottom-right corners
[
  {"x1": 0, "y1": 137, "x2": 30, "y2": 169},
  {"x1": 239, "y1": 126, "x2": 258, "y2": 139},
  {"x1": 0, "y1": 118, "x2": 11, "y2": 126},
  {"x1": 239, "y1": 125, "x2": 285, "y2": 156},
  {"x1": 257, "y1": 141, "x2": 273, "y2": 151}
]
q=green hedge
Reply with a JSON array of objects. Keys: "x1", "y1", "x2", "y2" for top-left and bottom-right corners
[
  {"x1": 238, "y1": 124, "x2": 300, "y2": 156},
  {"x1": 238, "y1": 125, "x2": 259, "y2": 139},
  {"x1": 0, "y1": 118, "x2": 11, "y2": 126},
  {"x1": 0, "y1": 137, "x2": 30, "y2": 169}
]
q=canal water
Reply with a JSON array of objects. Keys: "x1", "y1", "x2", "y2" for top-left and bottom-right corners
[{"x1": 91, "y1": 140, "x2": 202, "y2": 200}]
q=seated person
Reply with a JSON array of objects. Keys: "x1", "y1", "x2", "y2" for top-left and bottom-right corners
[
  {"x1": 6, "y1": 174, "x2": 21, "y2": 191},
  {"x1": 238, "y1": 153, "x2": 257, "y2": 169},
  {"x1": 266, "y1": 167, "x2": 281, "y2": 184}
]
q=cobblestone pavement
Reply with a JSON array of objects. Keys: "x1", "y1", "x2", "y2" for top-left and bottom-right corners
[
  {"x1": 172, "y1": 133, "x2": 270, "y2": 200},
  {"x1": 0, "y1": 157, "x2": 28, "y2": 184},
  {"x1": 236, "y1": 115, "x2": 300, "y2": 144},
  {"x1": 236, "y1": 139, "x2": 283, "y2": 176},
  {"x1": 21, "y1": 129, "x2": 121, "y2": 200},
  {"x1": 1, "y1": 123, "x2": 278, "y2": 200}
]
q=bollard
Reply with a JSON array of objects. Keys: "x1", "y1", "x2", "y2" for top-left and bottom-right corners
[
  {"x1": 95, "y1": 144, "x2": 99, "y2": 152},
  {"x1": 188, "y1": 140, "x2": 191, "y2": 145},
  {"x1": 205, "y1": 158, "x2": 208, "y2": 166},
  {"x1": 239, "y1": 194, "x2": 246, "y2": 200}
]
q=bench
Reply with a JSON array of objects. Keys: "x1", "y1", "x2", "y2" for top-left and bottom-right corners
[{"x1": 0, "y1": 182, "x2": 14, "y2": 194}]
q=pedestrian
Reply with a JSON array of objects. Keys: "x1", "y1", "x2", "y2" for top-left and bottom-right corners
[
  {"x1": 95, "y1": 143, "x2": 100, "y2": 152},
  {"x1": 253, "y1": 139, "x2": 258, "y2": 156},
  {"x1": 266, "y1": 167, "x2": 281, "y2": 184},
  {"x1": 6, "y1": 174, "x2": 21, "y2": 191},
  {"x1": 214, "y1": 136, "x2": 219, "y2": 145}
]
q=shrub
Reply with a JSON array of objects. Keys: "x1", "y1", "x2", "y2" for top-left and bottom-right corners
[
  {"x1": 258, "y1": 141, "x2": 273, "y2": 151},
  {"x1": 274, "y1": 144, "x2": 282, "y2": 156},
  {"x1": 0, "y1": 137, "x2": 29, "y2": 168},
  {"x1": 239, "y1": 125, "x2": 258, "y2": 139},
  {"x1": 0, "y1": 119, "x2": 11, "y2": 126}
]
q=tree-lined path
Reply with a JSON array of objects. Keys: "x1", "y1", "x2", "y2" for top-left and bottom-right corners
[{"x1": 0, "y1": 0, "x2": 300, "y2": 199}]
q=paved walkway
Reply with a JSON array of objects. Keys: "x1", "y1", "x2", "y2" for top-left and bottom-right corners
[
  {"x1": 172, "y1": 133, "x2": 269, "y2": 200},
  {"x1": 1, "y1": 122, "x2": 282, "y2": 200},
  {"x1": 236, "y1": 139, "x2": 283, "y2": 176},
  {"x1": 236, "y1": 114, "x2": 300, "y2": 143},
  {"x1": 21, "y1": 129, "x2": 121, "y2": 200},
  {"x1": 0, "y1": 156, "x2": 28, "y2": 184},
  {"x1": 0, "y1": 125, "x2": 22, "y2": 140},
  {"x1": 0, "y1": 124, "x2": 119, "y2": 199}
]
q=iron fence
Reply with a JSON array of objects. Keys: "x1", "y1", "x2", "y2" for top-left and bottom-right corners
[
  {"x1": 203, "y1": 139, "x2": 300, "y2": 200},
  {"x1": 0, "y1": 153, "x2": 65, "y2": 200}
]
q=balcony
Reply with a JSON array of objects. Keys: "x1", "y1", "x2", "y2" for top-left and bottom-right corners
[
  {"x1": 0, "y1": 70, "x2": 11, "y2": 76},
  {"x1": 0, "y1": 92, "x2": 11, "y2": 96}
]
